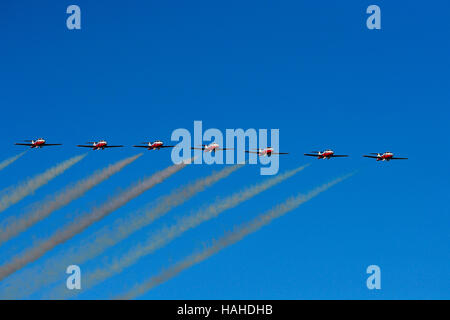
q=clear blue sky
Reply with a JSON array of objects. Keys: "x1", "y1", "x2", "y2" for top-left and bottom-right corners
[{"x1": 0, "y1": 0, "x2": 448, "y2": 299}]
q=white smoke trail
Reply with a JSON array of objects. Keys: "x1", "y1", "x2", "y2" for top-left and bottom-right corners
[
  {"x1": 3, "y1": 164, "x2": 242, "y2": 299},
  {"x1": 0, "y1": 158, "x2": 192, "y2": 281},
  {"x1": 67, "y1": 164, "x2": 244, "y2": 265},
  {"x1": 0, "y1": 154, "x2": 86, "y2": 214},
  {"x1": 52, "y1": 164, "x2": 308, "y2": 298},
  {"x1": 116, "y1": 173, "x2": 354, "y2": 299},
  {"x1": 0, "y1": 152, "x2": 26, "y2": 171},
  {"x1": 0, "y1": 154, "x2": 142, "y2": 245}
]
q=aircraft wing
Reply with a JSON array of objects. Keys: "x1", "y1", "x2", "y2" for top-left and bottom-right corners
[
  {"x1": 191, "y1": 147, "x2": 206, "y2": 150},
  {"x1": 42, "y1": 144, "x2": 62, "y2": 146},
  {"x1": 304, "y1": 153, "x2": 319, "y2": 157},
  {"x1": 133, "y1": 145, "x2": 149, "y2": 148},
  {"x1": 331, "y1": 155, "x2": 348, "y2": 157},
  {"x1": 216, "y1": 148, "x2": 234, "y2": 150},
  {"x1": 160, "y1": 146, "x2": 175, "y2": 148},
  {"x1": 77, "y1": 145, "x2": 95, "y2": 148},
  {"x1": 104, "y1": 145, "x2": 124, "y2": 148},
  {"x1": 272, "y1": 152, "x2": 289, "y2": 155},
  {"x1": 391, "y1": 157, "x2": 408, "y2": 160},
  {"x1": 363, "y1": 155, "x2": 378, "y2": 159},
  {"x1": 15, "y1": 143, "x2": 33, "y2": 146},
  {"x1": 245, "y1": 151, "x2": 259, "y2": 154}
]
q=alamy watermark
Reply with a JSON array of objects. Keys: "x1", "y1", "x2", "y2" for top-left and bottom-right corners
[
  {"x1": 170, "y1": 121, "x2": 282, "y2": 175},
  {"x1": 66, "y1": 5, "x2": 81, "y2": 30},
  {"x1": 66, "y1": 265, "x2": 81, "y2": 290},
  {"x1": 366, "y1": 5, "x2": 381, "y2": 30},
  {"x1": 366, "y1": 265, "x2": 381, "y2": 290}
]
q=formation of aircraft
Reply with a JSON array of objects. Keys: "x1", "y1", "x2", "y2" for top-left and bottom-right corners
[
  {"x1": 14, "y1": 138, "x2": 62, "y2": 148},
  {"x1": 76, "y1": 140, "x2": 124, "y2": 150},
  {"x1": 13, "y1": 138, "x2": 408, "y2": 162}
]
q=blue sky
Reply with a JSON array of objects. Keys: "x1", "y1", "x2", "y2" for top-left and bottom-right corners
[{"x1": 0, "y1": 1, "x2": 449, "y2": 299}]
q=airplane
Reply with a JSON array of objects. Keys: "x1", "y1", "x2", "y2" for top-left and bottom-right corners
[
  {"x1": 76, "y1": 140, "x2": 123, "y2": 150},
  {"x1": 133, "y1": 140, "x2": 175, "y2": 150},
  {"x1": 191, "y1": 143, "x2": 233, "y2": 153},
  {"x1": 15, "y1": 138, "x2": 62, "y2": 148},
  {"x1": 304, "y1": 149, "x2": 348, "y2": 159},
  {"x1": 363, "y1": 152, "x2": 408, "y2": 161},
  {"x1": 245, "y1": 147, "x2": 288, "y2": 157}
]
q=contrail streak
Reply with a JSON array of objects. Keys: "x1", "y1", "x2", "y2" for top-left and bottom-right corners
[
  {"x1": 0, "y1": 152, "x2": 26, "y2": 171},
  {"x1": 66, "y1": 164, "x2": 244, "y2": 264},
  {"x1": 116, "y1": 173, "x2": 354, "y2": 299},
  {"x1": 4, "y1": 164, "x2": 242, "y2": 299},
  {"x1": 54, "y1": 164, "x2": 308, "y2": 298},
  {"x1": 0, "y1": 155, "x2": 86, "y2": 214},
  {"x1": 0, "y1": 154, "x2": 142, "y2": 245},
  {"x1": 0, "y1": 158, "x2": 191, "y2": 281}
]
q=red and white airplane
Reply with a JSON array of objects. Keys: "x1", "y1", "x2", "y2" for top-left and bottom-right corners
[
  {"x1": 77, "y1": 140, "x2": 123, "y2": 150},
  {"x1": 363, "y1": 152, "x2": 408, "y2": 161},
  {"x1": 304, "y1": 149, "x2": 348, "y2": 159},
  {"x1": 245, "y1": 147, "x2": 288, "y2": 157},
  {"x1": 15, "y1": 138, "x2": 62, "y2": 148},
  {"x1": 133, "y1": 140, "x2": 175, "y2": 150},
  {"x1": 191, "y1": 143, "x2": 233, "y2": 153}
]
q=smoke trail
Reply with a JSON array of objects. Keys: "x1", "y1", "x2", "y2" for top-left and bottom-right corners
[
  {"x1": 0, "y1": 155, "x2": 86, "y2": 214},
  {"x1": 0, "y1": 154, "x2": 142, "y2": 245},
  {"x1": 67, "y1": 164, "x2": 244, "y2": 265},
  {"x1": 0, "y1": 158, "x2": 191, "y2": 281},
  {"x1": 3, "y1": 164, "x2": 242, "y2": 299},
  {"x1": 117, "y1": 173, "x2": 354, "y2": 299},
  {"x1": 0, "y1": 152, "x2": 26, "y2": 171},
  {"x1": 53, "y1": 164, "x2": 308, "y2": 298}
]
